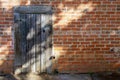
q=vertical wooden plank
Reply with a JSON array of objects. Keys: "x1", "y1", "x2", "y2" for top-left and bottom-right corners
[
  {"x1": 45, "y1": 14, "x2": 52, "y2": 73},
  {"x1": 41, "y1": 14, "x2": 46, "y2": 72},
  {"x1": 28, "y1": 14, "x2": 36, "y2": 73},
  {"x1": 41, "y1": 14, "x2": 52, "y2": 73},
  {"x1": 24, "y1": 14, "x2": 29, "y2": 72},
  {"x1": 29, "y1": 14, "x2": 33, "y2": 72},
  {"x1": 28, "y1": 14, "x2": 32, "y2": 72},
  {"x1": 26, "y1": 14, "x2": 33, "y2": 72},
  {"x1": 26, "y1": 14, "x2": 30, "y2": 72},
  {"x1": 19, "y1": 14, "x2": 28, "y2": 73},
  {"x1": 14, "y1": 13, "x2": 23, "y2": 74},
  {"x1": 26, "y1": 14, "x2": 31, "y2": 72},
  {"x1": 33, "y1": 14, "x2": 37, "y2": 73},
  {"x1": 35, "y1": 14, "x2": 41, "y2": 73}
]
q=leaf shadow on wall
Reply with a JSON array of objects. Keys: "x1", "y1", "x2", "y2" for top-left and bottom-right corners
[{"x1": 0, "y1": 0, "x2": 119, "y2": 78}]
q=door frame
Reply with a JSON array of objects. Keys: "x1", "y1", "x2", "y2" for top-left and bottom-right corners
[{"x1": 13, "y1": 5, "x2": 53, "y2": 74}]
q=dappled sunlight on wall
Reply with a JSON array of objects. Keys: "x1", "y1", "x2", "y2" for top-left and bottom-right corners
[
  {"x1": 0, "y1": 27, "x2": 14, "y2": 73},
  {"x1": 54, "y1": 2, "x2": 96, "y2": 27},
  {"x1": 0, "y1": 0, "x2": 17, "y2": 73},
  {"x1": 0, "y1": 0, "x2": 20, "y2": 10},
  {"x1": 0, "y1": 0, "x2": 30, "y2": 10},
  {"x1": 0, "y1": 0, "x2": 119, "y2": 73},
  {"x1": 52, "y1": 1, "x2": 120, "y2": 73}
]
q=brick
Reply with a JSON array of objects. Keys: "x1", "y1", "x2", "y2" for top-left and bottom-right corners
[
  {"x1": 96, "y1": 45, "x2": 105, "y2": 47},
  {"x1": 0, "y1": 0, "x2": 119, "y2": 73}
]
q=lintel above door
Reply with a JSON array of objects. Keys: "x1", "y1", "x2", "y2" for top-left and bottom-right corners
[{"x1": 14, "y1": 5, "x2": 53, "y2": 14}]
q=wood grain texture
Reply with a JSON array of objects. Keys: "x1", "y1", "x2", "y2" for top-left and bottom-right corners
[
  {"x1": 14, "y1": 5, "x2": 53, "y2": 14},
  {"x1": 14, "y1": 12, "x2": 52, "y2": 73}
]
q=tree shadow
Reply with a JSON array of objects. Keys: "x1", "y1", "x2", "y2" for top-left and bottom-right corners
[{"x1": 0, "y1": 0, "x2": 119, "y2": 78}]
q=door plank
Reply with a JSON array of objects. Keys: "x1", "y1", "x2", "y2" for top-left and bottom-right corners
[
  {"x1": 35, "y1": 14, "x2": 41, "y2": 73},
  {"x1": 41, "y1": 14, "x2": 52, "y2": 73}
]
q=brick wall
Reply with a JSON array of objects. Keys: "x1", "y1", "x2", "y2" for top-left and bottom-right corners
[{"x1": 0, "y1": 0, "x2": 119, "y2": 73}]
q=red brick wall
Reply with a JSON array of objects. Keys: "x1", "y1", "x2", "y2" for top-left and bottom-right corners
[{"x1": 0, "y1": 0, "x2": 119, "y2": 73}]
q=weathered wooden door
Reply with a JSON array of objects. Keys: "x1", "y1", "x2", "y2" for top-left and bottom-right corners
[{"x1": 14, "y1": 6, "x2": 53, "y2": 74}]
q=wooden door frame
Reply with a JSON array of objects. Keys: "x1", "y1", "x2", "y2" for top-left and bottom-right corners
[
  {"x1": 14, "y1": 5, "x2": 53, "y2": 14},
  {"x1": 13, "y1": 5, "x2": 53, "y2": 74}
]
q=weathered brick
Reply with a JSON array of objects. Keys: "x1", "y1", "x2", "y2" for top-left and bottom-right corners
[{"x1": 0, "y1": 0, "x2": 119, "y2": 73}]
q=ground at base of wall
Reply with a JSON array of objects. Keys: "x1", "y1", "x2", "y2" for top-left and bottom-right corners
[{"x1": 1, "y1": 72, "x2": 120, "y2": 80}]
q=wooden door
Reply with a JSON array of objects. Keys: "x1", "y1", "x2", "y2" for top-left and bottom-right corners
[{"x1": 14, "y1": 6, "x2": 52, "y2": 74}]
